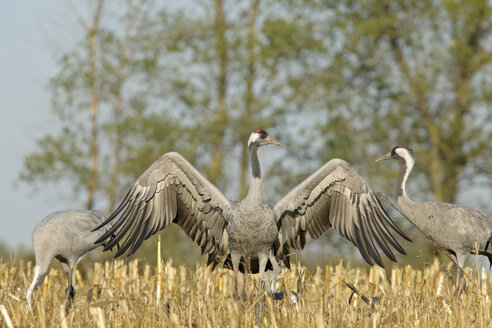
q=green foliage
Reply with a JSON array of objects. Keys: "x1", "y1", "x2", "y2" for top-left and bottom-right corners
[
  {"x1": 15, "y1": 0, "x2": 492, "y2": 267},
  {"x1": 19, "y1": 128, "x2": 88, "y2": 189},
  {"x1": 297, "y1": 0, "x2": 492, "y2": 204},
  {"x1": 261, "y1": 18, "x2": 323, "y2": 61}
]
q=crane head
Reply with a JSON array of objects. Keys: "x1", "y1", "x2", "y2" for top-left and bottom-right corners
[
  {"x1": 376, "y1": 145, "x2": 415, "y2": 163},
  {"x1": 248, "y1": 129, "x2": 281, "y2": 147}
]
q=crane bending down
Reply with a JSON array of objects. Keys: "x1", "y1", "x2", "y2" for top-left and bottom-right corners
[
  {"x1": 95, "y1": 130, "x2": 410, "y2": 298},
  {"x1": 26, "y1": 210, "x2": 115, "y2": 308},
  {"x1": 376, "y1": 145, "x2": 492, "y2": 290}
]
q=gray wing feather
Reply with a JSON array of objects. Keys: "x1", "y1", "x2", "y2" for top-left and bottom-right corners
[
  {"x1": 274, "y1": 158, "x2": 410, "y2": 267},
  {"x1": 94, "y1": 152, "x2": 231, "y2": 257}
]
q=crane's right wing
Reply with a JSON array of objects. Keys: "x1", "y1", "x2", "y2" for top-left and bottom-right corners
[
  {"x1": 273, "y1": 159, "x2": 410, "y2": 267},
  {"x1": 94, "y1": 152, "x2": 231, "y2": 258}
]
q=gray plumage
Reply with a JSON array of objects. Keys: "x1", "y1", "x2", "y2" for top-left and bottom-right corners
[
  {"x1": 26, "y1": 210, "x2": 113, "y2": 308},
  {"x1": 376, "y1": 145, "x2": 492, "y2": 289},
  {"x1": 95, "y1": 130, "x2": 409, "y2": 298}
]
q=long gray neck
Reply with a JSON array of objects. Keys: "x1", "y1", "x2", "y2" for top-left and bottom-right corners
[
  {"x1": 245, "y1": 144, "x2": 262, "y2": 204},
  {"x1": 250, "y1": 144, "x2": 261, "y2": 179}
]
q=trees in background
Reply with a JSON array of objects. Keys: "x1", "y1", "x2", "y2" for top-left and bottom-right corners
[
  {"x1": 314, "y1": 0, "x2": 492, "y2": 204},
  {"x1": 18, "y1": 0, "x2": 492, "y2": 267},
  {"x1": 19, "y1": 0, "x2": 169, "y2": 211},
  {"x1": 280, "y1": 0, "x2": 492, "y2": 266}
]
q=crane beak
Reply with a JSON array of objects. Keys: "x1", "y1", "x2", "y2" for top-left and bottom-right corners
[
  {"x1": 263, "y1": 136, "x2": 281, "y2": 146},
  {"x1": 375, "y1": 153, "x2": 392, "y2": 163}
]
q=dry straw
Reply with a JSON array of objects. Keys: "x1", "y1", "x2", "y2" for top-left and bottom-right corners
[{"x1": 0, "y1": 256, "x2": 490, "y2": 327}]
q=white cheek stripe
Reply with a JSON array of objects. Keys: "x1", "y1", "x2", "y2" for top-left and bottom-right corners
[
  {"x1": 248, "y1": 133, "x2": 261, "y2": 146},
  {"x1": 396, "y1": 148, "x2": 415, "y2": 167},
  {"x1": 395, "y1": 148, "x2": 415, "y2": 198}
]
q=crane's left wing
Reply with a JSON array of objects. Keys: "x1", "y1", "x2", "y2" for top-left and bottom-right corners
[
  {"x1": 93, "y1": 152, "x2": 231, "y2": 258},
  {"x1": 273, "y1": 159, "x2": 410, "y2": 267}
]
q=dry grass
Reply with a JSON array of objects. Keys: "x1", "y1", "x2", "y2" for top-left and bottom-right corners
[{"x1": 0, "y1": 256, "x2": 491, "y2": 328}]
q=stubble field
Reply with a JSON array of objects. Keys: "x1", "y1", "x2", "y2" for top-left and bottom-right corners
[{"x1": 1, "y1": 257, "x2": 491, "y2": 327}]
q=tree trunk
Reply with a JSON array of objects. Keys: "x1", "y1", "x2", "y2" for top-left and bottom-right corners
[
  {"x1": 86, "y1": 0, "x2": 104, "y2": 209},
  {"x1": 107, "y1": 0, "x2": 131, "y2": 212},
  {"x1": 238, "y1": 0, "x2": 259, "y2": 199},
  {"x1": 207, "y1": 0, "x2": 228, "y2": 186}
]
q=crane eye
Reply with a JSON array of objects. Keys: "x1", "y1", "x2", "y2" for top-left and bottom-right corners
[{"x1": 254, "y1": 129, "x2": 268, "y2": 138}]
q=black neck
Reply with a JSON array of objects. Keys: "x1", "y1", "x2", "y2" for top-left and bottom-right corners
[{"x1": 249, "y1": 143, "x2": 261, "y2": 178}]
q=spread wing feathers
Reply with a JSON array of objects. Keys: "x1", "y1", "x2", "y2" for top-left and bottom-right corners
[
  {"x1": 94, "y1": 152, "x2": 231, "y2": 257},
  {"x1": 274, "y1": 158, "x2": 410, "y2": 267}
]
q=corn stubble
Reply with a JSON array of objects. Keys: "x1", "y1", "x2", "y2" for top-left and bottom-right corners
[{"x1": 1, "y1": 257, "x2": 491, "y2": 327}]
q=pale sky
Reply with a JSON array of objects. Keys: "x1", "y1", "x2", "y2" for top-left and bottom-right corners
[
  {"x1": 0, "y1": 0, "x2": 79, "y2": 249},
  {"x1": 0, "y1": 0, "x2": 192, "y2": 250}
]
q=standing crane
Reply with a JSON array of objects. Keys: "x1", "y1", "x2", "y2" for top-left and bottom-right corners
[
  {"x1": 95, "y1": 130, "x2": 410, "y2": 299},
  {"x1": 26, "y1": 210, "x2": 115, "y2": 308},
  {"x1": 376, "y1": 145, "x2": 492, "y2": 290}
]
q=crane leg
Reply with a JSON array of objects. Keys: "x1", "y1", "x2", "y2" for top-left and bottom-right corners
[
  {"x1": 267, "y1": 252, "x2": 282, "y2": 294},
  {"x1": 59, "y1": 261, "x2": 76, "y2": 309},
  {"x1": 455, "y1": 253, "x2": 467, "y2": 294},
  {"x1": 231, "y1": 252, "x2": 241, "y2": 301},
  {"x1": 266, "y1": 253, "x2": 299, "y2": 303},
  {"x1": 255, "y1": 253, "x2": 268, "y2": 324},
  {"x1": 257, "y1": 254, "x2": 268, "y2": 295}
]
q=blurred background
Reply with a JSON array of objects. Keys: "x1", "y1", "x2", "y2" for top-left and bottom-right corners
[{"x1": 1, "y1": 0, "x2": 491, "y2": 272}]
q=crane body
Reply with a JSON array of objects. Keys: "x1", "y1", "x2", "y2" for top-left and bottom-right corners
[
  {"x1": 377, "y1": 145, "x2": 492, "y2": 290},
  {"x1": 26, "y1": 210, "x2": 113, "y2": 308},
  {"x1": 95, "y1": 130, "x2": 410, "y2": 298}
]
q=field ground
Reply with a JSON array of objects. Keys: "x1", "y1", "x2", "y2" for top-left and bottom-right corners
[{"x1": 1, "y1": 257, "x2": 491, "y2": 327}]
